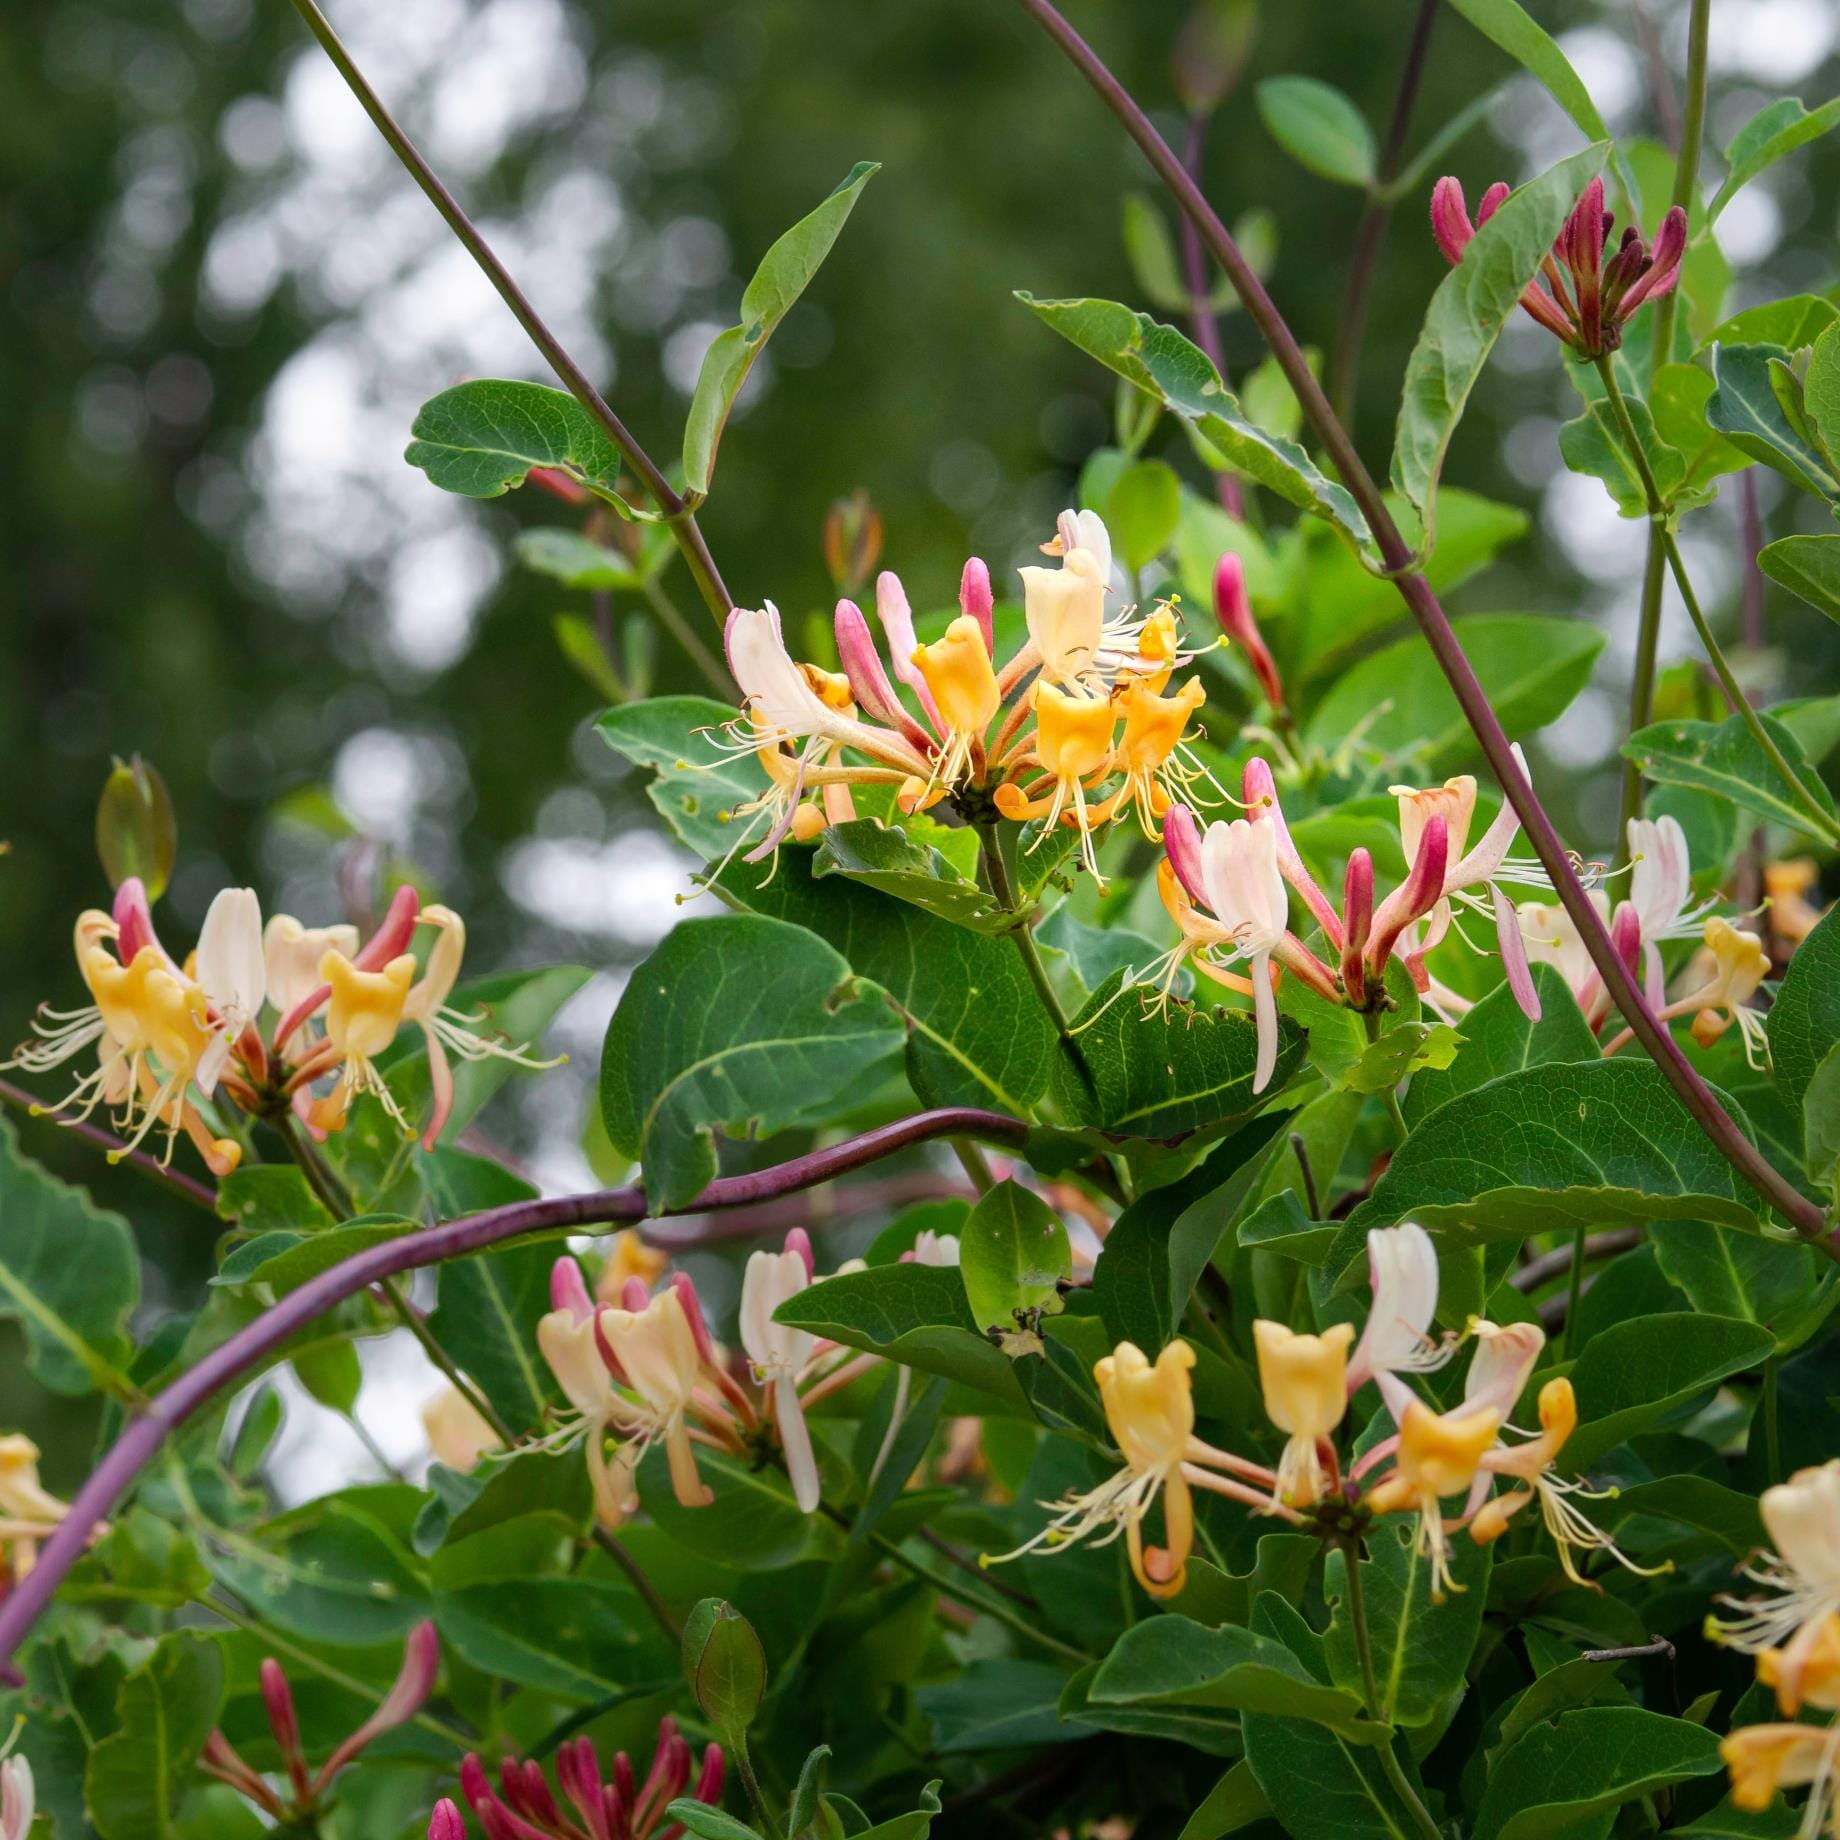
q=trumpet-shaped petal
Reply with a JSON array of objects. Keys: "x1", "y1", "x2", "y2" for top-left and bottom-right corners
[
  {"x1": 0, "y1": 1757, "x2": 32, "y2": 1840},
  {"x1": 1365, "y1": 1398, "x2": 1501, "y2": 1600},
  {"x1": 1254, "y1": 1320, "x2": 1352, "y2": 1505},
  {"x1": 1019, "y1": 549, "x2": 1109, "y2": 687},
  {"x1": 1760, "y1": 1613, "x2": 1840, "y2": 1716},
  {"x1": 1722, "y1": 1722, "x2": 1840, "y2": 1820},
  {"x1": 1347, "y1": 1223, "x2": 1444, "y2": 1395},
  {"x1": 265, "y1": 915, "x2": 359, "y2": 1019}
]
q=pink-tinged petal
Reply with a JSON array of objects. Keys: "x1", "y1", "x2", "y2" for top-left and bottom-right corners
[
  {"x1": 111, "y1": 876, "x2": 160, "y2": 963},
  {"x1": 1517, "y1": 277, "x2": 1583, "y2": 343},
  {"x1": 785, "y1": 1227, "x2": 815, "y2": 1279},
  {"x1": 875, "y1": 571, "x2": 944, "y2": 732},
  {"x1": 724, "y1": 601, "x2": 781, "y2": 686},
  {"x1": 1250, "y1": 949, "x2": 1279, "y2": 1094},
  {"x1": 272, "y1": 980, "x2": 333, "y2": 1051},
  {"x1": 1430, "y1": 176, "x2": 1475, "y2": 265},
  {"x1": 960, "y1": 557, "x2": 995, "y2": 655},
  {"x1": 1368, "y1": 815, "x2": 1449, "y2": 971},
  {"x1": 1564, "y1": 179, "x2": 1607, "y2": 350},
  {"x1": 430, "y1": 1800, "x2": 469, "y2": 1840},
  {"x1": 742, "y1": 752, "x2": 810, "y2": 864},
  {"x1": 1610, "y1": 899, "x2": 1644, "y2": 981},
  {"x1": 551, "y1": 1255, "x2": 594, "y2": 1323},
  {"x1": 1375, "y1": 1369, "x2": 1420, "y2": 1430},
  {"x1": 1448, "y1": 749, "x2": 1526, "y2": 889},
  {"x1": 421, "y1": 1025, "x2": 454, "y2": 1153},
  {"x1": 621, "y1": 1277, "x2": 651, "y2": 1312},
  {"x1": 1643, "y1": 939, "x2": 1666, "y2": 1014},
  {"x1": 314, "y1": 1621, "x2": 440, "y2": 1793},
  {"x1": 1275, "y1": 931, "x2": 1340, "y2": 1001},
  {"x1": 1340, "y1": 848, "x2": 1374, "y2": 1006},
  {"x1": 774, "y1": 1375, "x2": 822, "y2": 1513},
  {"x1": 1493, "y1": 884, "x2": 1542, "y2": 1022},
  {"x1": 834, "y1": 600, "x2": 932, "y2": 749},
  {"x1": 667, "y1": 1271, "x2": 716, "y2": 1367},
  {"x1": 1163, "y1": 805, "x2": 1208, "y2": 906},
  {"x1": 1242, "y1": 758, "x2": 1344, "y2": 947},
  {"x1": 1617, "y1": 204, "x2": 1687, "y2": 314},
  {"x1": 592, "y1": 1306, "x2": 632, "y2": 1386},
  {"x1": 1475, "y1": 180, "x2": 1511, "y2": 225},
  {"x1": 355, "y1": 884, "x2": 421, "y2": 970}
]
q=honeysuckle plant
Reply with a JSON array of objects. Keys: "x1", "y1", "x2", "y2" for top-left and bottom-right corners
[{"x1": 6, "y1": 0, "x2": 1840, "y2": 1835}]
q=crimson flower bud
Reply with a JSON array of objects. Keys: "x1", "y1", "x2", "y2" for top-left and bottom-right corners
[
  {"x1": 1340, "y1": 848, "x2": 1374, "y2": 1008},
  {"x1": 672, "y1": 1271, "x2": 718, "y2": 1365},
  {"x1": 1213, "y1": 554, "x2": 1284, "y2": 715},
  {"x1": 526, "y1": 465, "x2": 591, "y2": 505},
  {"x1": 261, "y1": 1659, "x2": 313, "y2": 1801},
  {"x1": 1368, "y1": 816, "x2": 1449, "y2": 974},
  {"x1": 429, "y1": 1800, "x2": 467, "y2": 1840},
  {"x1": 1162, "y1": 805, "x2": 1208, "y2": 907},
  {"x1": 959, "y1": 557, "x2": 995, "y2": 657}
]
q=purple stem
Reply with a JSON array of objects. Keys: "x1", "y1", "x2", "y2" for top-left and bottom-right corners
[
  {"x1": 0, "y1": 1077, "x2": 218, "y2": 1212},
  {"x1": 1179, "y1": 115, "x2": 1245, "y2": 519},
  {"x1": 0, "y1": 1106, "x2": 1026, "y2": 1664},
  {"x1": 1010, "y1": 0, "x2": 1829, "y2": 1246}
]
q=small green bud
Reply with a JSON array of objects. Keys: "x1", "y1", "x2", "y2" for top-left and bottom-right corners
[
  {"x1": 682, "y1": 1597, "x2": 766, "y2": 1738},
  {"x1": 96, "y1": 754, "x2": 177, "y2": 902}
]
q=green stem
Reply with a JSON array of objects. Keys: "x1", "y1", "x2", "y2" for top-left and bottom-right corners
[
  {"x1": 1762, "y1": 1355, "x2": 1782, "y2": 1481},
  {"x1": 870, "y1": 1526, "x2": 1092, "y2": 1665},
  {"x1": 952, "y1": 1138, "x2": 996, "y2": 1194},
  {"x1": 1362, "y1": 1009, "x2": 1411, "y2": 1143},
  {"x1": 1617, "y1": 537, "x2": 1669, "y2": 841},
  {"x1": 641, "y1": 573, "x2": 734, "y2": 694},
  {"x1": 729, "y1": 1734, "x2": 781, "y2": 1838},
  {"x1": 1594, "y1": 357, "x2": 1840, "y2": 844},
  {"x1": 1342, "y1": 1541, "x2": 1444, "y2": 1840},
  {"x1": 975, "y1": 820, "x2": 1091, "y2": 1074},
  {"x1": 1562, "y1": 1229, "x2": 1588, "y2": 1360},
  {"x1": 591, "y1": 1524, "x2": 682, "y2": 1645},
  {"x1": 281, "y1": 0, "x2": 732, "y2": 623}
]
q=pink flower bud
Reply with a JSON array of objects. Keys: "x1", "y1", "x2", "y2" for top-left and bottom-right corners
[
  {"x1": 1162, "y1": 805, "x2": 1208, "y2": 907},
  {"x1": 111, "y1": 876, "x2": 160, "y2": 964},
  {"x1": 354, "y1": 883, "x2": 421, "y2": 970},
  {"x1": 1610, "y1": 898, "x2": 1644, "y2": 980},
  {"x1": 550, "y1": 1255, "x2": 594, "y2": 1324},
  {"x1": 1213, "y1": 553, "x2": 1284, "y2": 714},
  {"x1": 694, "y1": 1742, "x2": 727, "y2": 1807},
  {"x1": 261, "y1": 1658, "x2": 313, "y2": 1801},
  {"x1": 1340, "y1": 848, "x2": 1374, "y2": 1008},
  {"x1": 429, "y1": 1801, "x2": 468, "y2": 1840},
  {"x1": 313, "y1": 1621, "x2": 441, "y2": 1794},
  {"x1": 526, "y1": 466, "x2": 591, "y2": 506},
  {"x1": 621, "y1": 1277, "x2": 651, "y2": 1313},
  {"x1": 835, "y1": 599, "x2": 927, "y2": 745},
  {"x1": 1429, "y1": 176, "x2": 1477, "y2": 266},
  {"x1": 1617, "y1": 205, "x2": 1687, "y2": 315},
  {"x1": 1368, "y1": 816, "x2": 1449, "y2": 972},
  {"x1": 875, "y1": 569, "x2": 944, "y2": 732},
  {"x1": 785, "y1": 1227, "x2": 816, "y2": 1280},
  {"x1": 959, "y1": 557, "x2": 995, "y2": 656}
]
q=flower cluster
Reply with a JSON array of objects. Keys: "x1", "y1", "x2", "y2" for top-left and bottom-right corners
[
  {"x1": 716, "y1": 508, "x2": 1232, "y2": 883},
  {"x1": 1432, "y1": 174, "x2": 1686, "y2": 360},
  {"x1": 1714, "y1": 1463, "x2": 1840, "y2": 1828},
  {"x1": 1137, "y1": 749, "x2": 1538, "y2": 1091},
  {"x1": 429, "y1": 1717, "x2": 723, "y2": 1840},
  {"x1": 204, "y1": 1622, "x2": 440, "y2": 1821},
  {"x1": 1, "y1": 876, "x2": 558, "y2": 1171},
  {"x1": 996, "y1": 1223, "x2": 1658, "y2": 1603},
  {"x1": 536, "y1": 1228, "x2": 920, "y2": 1525}
]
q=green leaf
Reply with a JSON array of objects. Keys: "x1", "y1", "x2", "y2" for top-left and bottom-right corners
[
  {"x1": 1106, "y1": 459, "x2": 1184, "y2": 572},
  {"x1": 1308, "y1": 614, "x2": 1604, "y2": 777},
  {"x1": 1804, "y1": 323, "x2": 1840, "y2": 478},
  {"x1": 1391, "y1": 144, "x2": 1609, "y2": 545},
  {"x1": 554, "y1": 612, "x2": 628, "y2": 701},
  {"x1": 790, "y1": 1744, "x2": 834, "y2": 1836},
  {"x1": 683, "y1": 162, "x2": 879, "y2": 496},
  {"x1": 1442, "y1": 0, "x2": 1612, "y2": 148},
  {"x1": 774, "y1": 1261, "x2": 1027, "y2": 1408},
  {"x1": 1769, "y1": 904, "x2": 1840, "y2": 1125},
  {"x1": 1050, "y1": 969, "x2": 1305, "y2": 1142},
  {"x1": 719, "y1": 850, "x2": 1060, "y2": 1117},
  {"x1": 1237, "y1": 1189, "x2": 1340, "y2": 1265},
  {"x1": 211, "y1": 1217, "x2": 418, "y2": 1293},
  {"x1": 1604, "y1": 1474, "x2": 1765, "y2": 1558},
  {"x1": 1804, "y1": 1042, "x2": 1840, "y2": 1190},
  {"x1": 1760, "y1": 534, "x2": 1840, "y2": 623},
  {"x1": 1178, "y1": 1764, "x2": 1275, "y2": 1839},
  {"x1": 412, "y1": 1445, "x2": 590, "y2": 1556},
  {"x1": 1324, "y1": 1517, "x2": 1488, "y2": 1727},
  {"x1": 405, "y1": 380, "x2": 638, "y2": 512},
  {"x1": 1709, "y1": 97, "x2": 1840, "y2": 223},
  {"x1": 1120, "y1": 193, "x2": 1193, "y2": 313},
  {"x1": 1017, "y1": 293, "x2": 1378, "y2": 564},
  {"x1": 811, "y1": 819, "x2": 1001, "y2": 932},
  {"x1": 1559, "y1": 395, "x2": 1690, "y2": 517},
  {"x1": 1477, "y1": 1706, "x2": 1723, "y2": 1840},
  {"x1": 598, "y1": 695, "x2": 768, "y2": 861},
  {"x1": 1650, "y1": 362, "x2": 1753, "y2": 494},
  {"x1": 517, "y1": 526, "x2": 644, "y2": 589},
  {"x1": 85, "y1": 1631, "x2": 226, "y2": 1839},
  {"x1": 1649, "y1": 1219, "x2": 1816, "y2": 1347},
  {"x1": 1255, "y1": 77, "x2": 1376, "y2": 187},
  {"x1": 1564, "y1": 1313, "x2": 1776, "y2": 1469},
  {"x1": 1090, "y1": 1614, "x2": 1383, "y2": 1743},
  {"x1": 1404, "y1": 965, "x2": 1597, "y2": 1125},
  {"x1": 600, "y1": 913, "x2": 904, "y2": 1208},
  {"x1": 214, "y1": 1164, "x2": 335, "y2": 1236},
  {"x1": 1341, "y1": 1060, "x2": 1765, "y2": 1274},
  {"x1": 424, "y1": 1151, "x2": 560, "y2": 1434},
  {"x1": 853, "y1": 1782, "x2": 943, "y2": 1840},
  {"x1": 0, "y1": 1113, "x2": 139, "y2": 1397},
  {"x1": 1621, "y1": 711, "x2": 1838, "y2": 836},
  {"x1": 668, "y1": 1805, "x2": 765, "y2": 1840},
  {"x1": 959, "y1": 1179, "x2": 1071, "y2": 1340},
  {"x1": 919, "y1": 1658, "x2": 1079, "y2": 1753},
  {"x1": 1705, "y1": 343, "x2": 1840, "y2": 502},
  {"x1": 1707, "y1": 297, "x2": 1839, "y2": 351},
  {"x1": 1239, "y1": 1599, "x2": 1420, "y2": 1838}
]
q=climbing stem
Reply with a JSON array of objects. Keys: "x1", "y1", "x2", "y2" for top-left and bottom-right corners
[{"x1": 1342, "y1": 1539, "x2": 1444, "y2": 1840}]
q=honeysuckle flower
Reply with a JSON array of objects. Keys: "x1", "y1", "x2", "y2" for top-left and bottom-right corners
[
  {"x1": 1019, "y1": 544, "x2": 1109, "y2": 687},
  {"x1": 597, "y1": 1283, "x2": 715, "y2": 1510},
  {"x1": 0, "y1": 1437, "x2": 73, "y2": 1582},
  {"x1": 1432, "y1": 174, "x2": 1685, "y2": 358},
  {"x1": 909, "y1": 1227, "x2": 962, "y2": 1265},
  {"x1": 1364, "y1": 1396, "x2": 1502, "y2": 1601},
  {"x1": 1761, "y1": 1614, "x2": 1840, "y2": 1719},
  {"x1": 1214, "y1": 553, "x2": 1284, "y2": 715},
  {"x1": 1768, "y1": 857, "x2": 1827, "y2": 945},
  {"x1": 265, "y1": 914, "x2": 359, "y2": 1023},
  {"x1": 1683, "y1": 917, "x2": 1773, "y2": 1062},
  {"x1": 447, "y1": 1717, "x2": 724, "y2": 1840},
  {"x1": 537, "y1": 1257, "x2": 635, "y2": 1528},
  {"x1": 204, "y1": 1622, "x2": 439, "y2": 1819},
  {"x1": 1346, "y1": 1223, "x2": 1449, "y2": 1395},
  {"x1": 0, "y1": 1756, "x2": 31, "y2": 1840},
  {"x1": 1721, "y1": 1722, "x2": 1840, "y2": 1833},
  {"x1": 911, "y1": 614, "x2": 1002, "y2": 793},
  {"x1": 1095, "y1": 675, "x2": 1210, "y2": 838},
  {"x1": 597, "y1": 1228, "x2": 670, "y2": 1303},
  {"x1": 987, "y1": 1339, "x2": 1282, "y2": 1598},
  {"x1": 422, "y1": 1387, "x2": 501, "y2": 1474},
  {"x1": 1711, "y1": 1461, "x2": 1840, "y2": 1665},
  {"x1": 1254, "y1": 1320, "x2": 1352, "y2": 1506},
  {"x1": 1519, "y1": 892, "x2": 1614, "y2": 1023},
  {"x1": 992, "y1": 681, "x2": 1117, "y2": 879},
  {"x1": 739, "y1": 1231, "x2": 821, "y2": 1512}
]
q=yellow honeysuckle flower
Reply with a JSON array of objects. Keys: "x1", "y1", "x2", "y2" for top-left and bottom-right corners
[
  {"x1": 1101, "y1": 676, "x2": 1209, "y2": 838},
  {"x1": 598, "y1": 1285, "x2": 714, "y2": 1511},
  {"x1": 1767, "y1": 857, "x2": 1826, "y2": 944},
  {"x1": 1253, "y1": 1320, "x2": 1353, "y2": 1506},
  {"x1": 994, "y1": 682, "x2": 1117, "y2": 880},
  {"x1": 1761, "y1": 1613, "x2": 1840, "y2": 1716},
  {"x1": 422, "y1": 1387, "x2": 502, "y2": 1475},
  {"x1": 1686, "y1": 917, "x2": 1772, "y2": 1062},
  {"x1": 1364, "y1": 1399, "x2": 1501, "y2": 1601},
  {"x1": 911, "y1": 615, "x2": 1001, "y2": 790},
  {"x1": 305, "y1": 951, "x2": 417, "y2": 1135},
  {"x1": 1722, "y1": 1722, "x2": 1840, "y2": 1829},
  {"x1": 0, "y1": 1436, "x2": 73, "y2": 1579},
  {"x1": 596, "y1": 1230, "x2": 670, "y2": 1305}
]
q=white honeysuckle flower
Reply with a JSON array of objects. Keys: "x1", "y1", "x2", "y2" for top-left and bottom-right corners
[
  {"x1": 264, "y1": 913, "x2": 359, "y2": 1019},
  {"x1": 193, "y1": 886, "x2": 266, "y2": 1095},
  {"x1": 739, "y1": 1236, "x2": 820, "y2": 1513},
  {"x1": 0, "y1": 1755, "x2": 31, "y2": 1840},
  {"x1": 910, "y1": 1229, "x2": 961, "y2": 1267},
  {"x1": 1199, "y1": 816, "x2": 1288, "y2": 1093},
  {"x1": 1346, "y1": 1223, "x2": 1448, "y2": 1395},
  {"x1": 1712, "y1": 1460, "x2": 1840, "y2": 1662}
]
